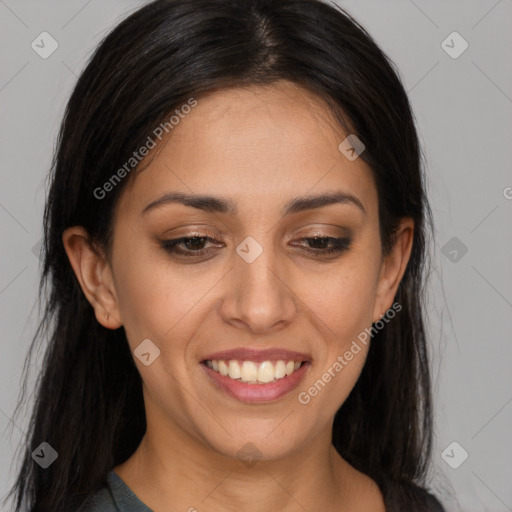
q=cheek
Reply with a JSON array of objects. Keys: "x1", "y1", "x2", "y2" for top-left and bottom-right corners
[
  {"x1": 300, "y1": 258, "x2": 380, "y2": 349},
  {"x1": 111, "y1": 244, "x2": 184, "y2": 343},
  {"x1": 112, "y1": 244, "x2": 222, "y2": 354},
  {"x1": 296, "y1": 266, "x2": 377, "y2": 420}
]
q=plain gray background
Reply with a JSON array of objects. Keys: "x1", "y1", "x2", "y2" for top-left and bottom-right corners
[{"x1": 1, "y1": 0, "x2": 511, "y2": 510}]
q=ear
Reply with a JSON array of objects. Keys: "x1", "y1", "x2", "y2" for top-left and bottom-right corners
[
  {"x1": 372, "y1": 218, "x2": 414, "y2": 322},
  {"x1": 62, "y1": 226, "x2": 122, "y2": 329}
]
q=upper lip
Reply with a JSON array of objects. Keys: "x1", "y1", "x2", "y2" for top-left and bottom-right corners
[{"x1": 202, "y1": 348, "x2": 311, "y2": 363}]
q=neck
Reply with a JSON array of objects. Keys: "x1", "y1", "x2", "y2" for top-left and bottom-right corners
[{"x1": 114, "y1": 422, "x2": 385, "y2": 512}]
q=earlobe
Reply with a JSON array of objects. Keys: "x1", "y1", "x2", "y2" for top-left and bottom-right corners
[
  {"x1": 373, "y1": 218, "x2": 414, "y2": 322},
  {"x1": 62, "y1": 226, "x2": 123, "y2": 329}
]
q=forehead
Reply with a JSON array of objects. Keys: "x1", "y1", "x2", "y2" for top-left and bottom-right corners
[
  {"x1": 117, "y1": 81, "x2": 377, "y2": 219},
  {"x1": 170, "y1": 81, "x2": 347, "y2": 162}
]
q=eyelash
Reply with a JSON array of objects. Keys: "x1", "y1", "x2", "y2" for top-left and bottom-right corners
[{"x1": 159, "y1": 234, "x2": 351, "y2": 259}]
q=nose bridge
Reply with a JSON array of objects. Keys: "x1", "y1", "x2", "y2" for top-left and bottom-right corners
[{"x1": 222, "y1": 235, "x2": 297, "y2": 332}]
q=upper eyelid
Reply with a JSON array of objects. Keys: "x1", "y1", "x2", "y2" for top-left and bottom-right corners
[
  {"x1": 161, "y1": 234, "x2": 351, "y2": 249},
  {"x1": 161, "y1": 233, "x2": 347, "y2": 243}
]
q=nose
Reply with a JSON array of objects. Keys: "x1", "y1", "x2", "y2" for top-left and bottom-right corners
[{"x1": 219, "y1": 243, "x2": 297, "y2": 334}]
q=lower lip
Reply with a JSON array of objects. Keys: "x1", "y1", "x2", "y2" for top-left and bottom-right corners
[{"x1": 201, "y1": 362, "x2": 311, "y2": 404}]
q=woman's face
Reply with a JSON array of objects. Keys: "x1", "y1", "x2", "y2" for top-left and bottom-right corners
[{"x1": 79, "y1": 81, "x2": 411, "y2": 461}]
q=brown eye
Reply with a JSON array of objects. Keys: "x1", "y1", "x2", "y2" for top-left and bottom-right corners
[
  {"x1": 293, "y1": 236, "x2": 351, "y2": 255},
  {"x1": 160, "y1": 235, "x2": 223, "y2": 257}
]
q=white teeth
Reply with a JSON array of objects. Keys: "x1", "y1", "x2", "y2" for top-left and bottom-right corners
[
  {"x1": 206, "y1": 359, "x2": 304, "y2": 384},
  {"x1": 257, "y1": 361, "x2": 275, "y2": 383},
  {"x1": 240, "y1": 361, "x2": 258, "y2": 382},
  {"x1": 274, "y1": 360, "x2": 286, "y2": 379},
  {"x1": 218, "y1": 360, "x2": 229, "y2": 376},
  {"x1": 228, "y1": 360, "x2": 241, "y2": 379}
]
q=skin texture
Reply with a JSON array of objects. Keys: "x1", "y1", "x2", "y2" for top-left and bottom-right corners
[{"x1": 63, "y1": 80, "x2": 413, "y2": 512}]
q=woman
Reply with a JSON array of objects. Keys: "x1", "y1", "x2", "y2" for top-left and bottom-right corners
[{"x1": 7, "y1": 0, "x2": 445, "y2": 510}]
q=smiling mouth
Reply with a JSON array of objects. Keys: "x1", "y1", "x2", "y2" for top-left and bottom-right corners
[{"x1": 203, "y1": 359, "x2": 307, "y2": 384}]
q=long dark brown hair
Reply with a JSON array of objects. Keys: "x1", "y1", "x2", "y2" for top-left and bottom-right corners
[{"x1": 6, "y1": 0, "x2": 436, "y2": 510}]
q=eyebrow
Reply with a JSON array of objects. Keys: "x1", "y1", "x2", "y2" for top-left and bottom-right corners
[{"x1": 140, "y1": 190, "x2": 366, "y2": 217}]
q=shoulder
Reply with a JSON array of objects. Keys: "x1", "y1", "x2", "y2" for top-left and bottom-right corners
[
  {"x1": 78, "y1": 471, "x2": 153, "y2": 512},
  {"x1": 379, "y1": 478, "x2": 445, "y2": 512},
  {"x1": 79, "y1": 471, "x2": 154, "y2": 512},
  {"x1": 79, "y1": 485, "x2": 119, "y2": 512}
]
